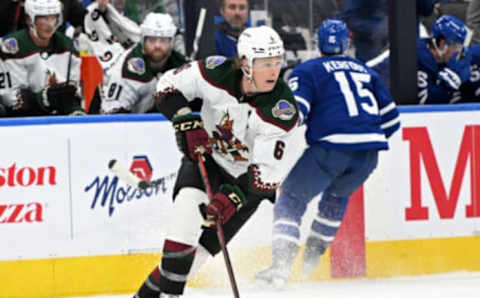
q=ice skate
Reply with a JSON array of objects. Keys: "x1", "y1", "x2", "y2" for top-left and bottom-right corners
[
  {"x1": 255, "y1": 263, "x2": 290, "y2": 289},
  {"x1": 302, "y1": 236, "x2": 326, "y2": 278}
]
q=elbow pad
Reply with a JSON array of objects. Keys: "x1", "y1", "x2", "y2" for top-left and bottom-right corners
[{"x1": 154, "y1": 90, "x2": 189, "y2": 120}]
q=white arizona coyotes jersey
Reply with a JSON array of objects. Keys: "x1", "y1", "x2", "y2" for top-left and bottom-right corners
[
  {"x1": 101, "y1": 44, "x2": 187, "y2": 113},
  {"x1": 81, "y1": 2, "x2": 141, "y2": 75},
  {"x1": 0, "y1": 30, "x2": 81, "y2": 108},
  {"x1": 84, "y1": 2, "x2": 141, "y2": 47},
  {"x1": 156, "y1": 56, "x2": 300, "y2": 193}
]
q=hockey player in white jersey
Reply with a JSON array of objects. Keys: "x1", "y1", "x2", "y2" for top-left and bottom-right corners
[
  {"x1": 100, "y1": 13, "x2": 188, "y2": 114},
  {"x1": 256, "y1": 19, "x2": 400, "y2": 287},
  {"x1": 0, "y1": 0, "x2": 84, "y2": 116},
  {"x1": 132, "y1": 26, "x2": 299, "y2": 298},
  {"x1": 81, "y1": 0, "x2": 142, "y2": 73}
]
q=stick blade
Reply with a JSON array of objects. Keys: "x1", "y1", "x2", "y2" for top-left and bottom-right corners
[{"x1": 108, "y1": 159, "x2": 141, "y2": 187}]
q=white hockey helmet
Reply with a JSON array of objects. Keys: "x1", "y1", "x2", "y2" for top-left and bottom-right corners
[
  {"x1": 25, "y1": 0, "x2": 63, "y2": 36},
  {"x1": 140, "y1": 13, "x2": 177, "y2": 39},
  {"x1": 237, "y1": 26, "x2": 284, "y2": 80}
]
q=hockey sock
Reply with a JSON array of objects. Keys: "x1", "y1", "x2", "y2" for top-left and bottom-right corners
[
  {"x1": 308, "y1": 193, "x2": 349, "y2": 253},
  {"x1": 158, "y1": 239, "x2": 197, "y2": 295},
  {"x1": 134, "y1": 266, "x2": 162, "y2": 298}
]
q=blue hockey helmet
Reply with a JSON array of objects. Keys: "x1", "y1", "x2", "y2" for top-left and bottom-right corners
[
  {"x1": 432, "y1": 15, "x2": 467, "y2": 45},
  {"x1": 317, "y1": 19, "x2": 350, "y2": 55}
]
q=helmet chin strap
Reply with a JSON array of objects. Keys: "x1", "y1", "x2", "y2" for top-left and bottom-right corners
[
  {"x1": 241, "y1": 63, "x2": 257, "y2": 92},
  {"x1": 27, "y1": 18, "x2": 40, "y2": 39},
  {"x1": 432, "y1": 39, "x2": 448, "y2": 60},
  {"x1": 30, "y1": 26, "x2": 40, "y2": 39}
]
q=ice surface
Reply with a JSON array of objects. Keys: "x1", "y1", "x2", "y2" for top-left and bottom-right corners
[{"x1": 73, "y1": 271, "x2": 480, "y2": 298}]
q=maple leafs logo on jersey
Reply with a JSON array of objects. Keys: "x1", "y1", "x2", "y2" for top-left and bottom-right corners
[
  {"x1": 210, "y1": 111, "x2": 249, "y2": 162},
  {"x1": 272, "y1": 100, "x2": 296, "y2": 120},
  {"x1": 127, "y1": 57, "x2": 146, "y2": 75},
  {"x1": 2, "y1": 38, "x2": 19, "y2": 54}
]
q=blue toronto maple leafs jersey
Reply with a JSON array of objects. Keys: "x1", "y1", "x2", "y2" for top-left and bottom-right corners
[
  {"x1": 417, "y1": 39, "x2": 480, "y2": 104},
  {"x1": 289, "y1": 55, "x2": 400, "y2": 151},
  {"x1": 417, "y1": 38, "x2": 458, "y2": 104},
  {"x1": 460, "y1": 44, "x2": 480, "y2": 102}
]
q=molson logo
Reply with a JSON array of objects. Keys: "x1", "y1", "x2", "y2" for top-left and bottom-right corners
[
  {"x1": 84, "y1": 155, "x2": 176, "y2": 217},
  {"x1": 0, "y1": 163, "x2": 57, "y2": 187}
]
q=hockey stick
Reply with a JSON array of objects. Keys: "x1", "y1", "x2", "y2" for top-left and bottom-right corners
[
  {"x1": 190, "y1": 7, "x2": 207, "y2": 60},
  {"x1": 12, "y1": 0, "x2": 22, "y2": 32},
  {"x1": 66, "y1": 27, "x2": 83, "y2": 83},
  {"x1": 108, "y1": 159, "x2": 165, "y2": 190},
  {"x1": 457, "y1": 27, "x2": 473, "y2": 61},
  {"x1": 196, "y1": 151, "x2": 241, "y2": 298}
]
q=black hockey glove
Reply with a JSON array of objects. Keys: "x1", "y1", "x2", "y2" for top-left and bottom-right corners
[
  {"x1": 172, "y1": 113, "x2": 212, "y2": 161},
  {"x1": 41, "y1": 82, "x2": 81, "y2": 114},
  {"x1": 0, "y1": 102, "x2": 5, "y2": 117}
]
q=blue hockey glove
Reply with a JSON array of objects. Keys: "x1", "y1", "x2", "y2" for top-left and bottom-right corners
[{"x1": 439, "y1": 49, "x2": 472, "y2": 90}]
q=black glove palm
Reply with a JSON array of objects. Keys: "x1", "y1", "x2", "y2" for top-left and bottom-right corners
[{"x1": 42, "y1": 82, "x2": 80, "y2": 114}]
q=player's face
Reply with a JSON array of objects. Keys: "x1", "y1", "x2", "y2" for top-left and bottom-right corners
[
  {"x1": 251, "y1": 56, "x2": 283, "y2": 93},
  {"x1": 144, "y1": 37, "x2": 172, "y2": 63},
  {"x1": 34, "y1": 15, "x2": 58, "y2": 40},
  {"x1": 221, "y1": 0, "x2": 249, "y2": 29}
]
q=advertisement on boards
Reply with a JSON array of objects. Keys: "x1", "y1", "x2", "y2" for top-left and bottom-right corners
[
  {"x1": 365, "y1": 109, "x2": 480, "y2": 241},
  {"x1": 0, "y1": 118, "x2": 181, "y2": 260}
]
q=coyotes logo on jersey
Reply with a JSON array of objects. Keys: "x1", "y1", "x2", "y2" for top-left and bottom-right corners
[
  {"x1": 210, "y1": 112, "x2": 249, "y2": 162},
  {"x1": 45, "y1": 70, "x2": 58, "y2": 86}
]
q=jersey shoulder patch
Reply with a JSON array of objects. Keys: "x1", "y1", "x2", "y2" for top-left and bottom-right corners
[
  {"x1": 200, "y1": 57, "x2": 235, "y2": 80},
  {"x1": 1, "y1": 29, "x2": 37, "y2": 58},
  {"x1": 252, "y1": 79, "x2": 299, "y2": 131},
  {"x1": 1, "y1": 30, "x2": 77, "y2": 59},
  {"x1": 121, "y1": 44, "x2": 155, "y2": 82},
  {"x1": 198, "y1": 57, "x2": 240, "y2": 94},
  {"x1": 2, "y1": 37, "x2": 19, "y2": 54},
  {"x1": 205, "y1": 56, "x2": 227, "y2": 69}
]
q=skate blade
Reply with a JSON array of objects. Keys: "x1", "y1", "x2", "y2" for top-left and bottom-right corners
[{"x1": 253, "y1": 277, "x2": 287, "y2": 291}]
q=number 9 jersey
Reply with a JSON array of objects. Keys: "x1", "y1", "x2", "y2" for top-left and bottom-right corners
[{"x1": 288, "y1": 55, "x2": 400, "y2": 150}]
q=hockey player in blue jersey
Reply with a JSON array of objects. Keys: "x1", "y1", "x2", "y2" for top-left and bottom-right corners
[
  {"x1": 459, "y1": 42, "x2": 480, "y2": 102},
  {"x1": 256, "y1": 19, "x2": 400, "y2": 286},
  {"x1": 457, "y1": 19, "x2": 480, "y2": 102},
  {"x1": 417, "y1": 15, "x2": 473, "y2": 104}
]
